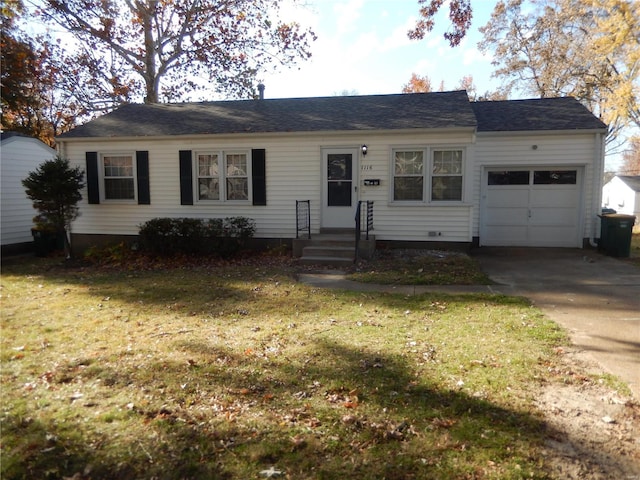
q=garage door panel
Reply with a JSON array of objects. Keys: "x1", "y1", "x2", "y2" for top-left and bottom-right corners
[
  {"x1": 481, "y1": 167, "x2": 581, "y2": 247},
  {"x1": 485, "y1": 188, "x2": 529, "y2": 207},
  {"x1": 530, "y1": 188, "x2": 579, "y2": 206},
  {"x1": 530, "y1": 207, "x2": 578, "y2": 225},
  {"x1": 528, "y1": 226, "x2": 578, "y2": 246},
  {"x1": 484, "y1": 207, "x2": 528, "y2": 225}
]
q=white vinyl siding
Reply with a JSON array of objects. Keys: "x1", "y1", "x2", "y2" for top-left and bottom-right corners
[
  {"x1": 1, "y1": 137, "x2": 56, "y2": 246},
  {"x1": 603, "y1": 176, "x2": 640, "y2": 223},
  {"x1": 61, "y1": 130, "x2": 475, "y2": 242}
]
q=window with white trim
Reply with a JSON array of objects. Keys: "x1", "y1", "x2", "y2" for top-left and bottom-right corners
[
  {"x1": 197, "y1": 153, "x2": 220, "y2": 200},
  {"x1": 393, "y1": 150, "x2": 424, "y2": 201},
  {"x1": 431, "y1": 149, "x2": 463, "y2": 201},
  {"x1": 195, "y1": 151, "x2": 249, "y2": 202},
  {"x1": 391, "y1": 148, "x2": 464, "y2": 203},
  {"x1": 225, "y1": 153, "x2": 248, "y2": 200},
  {"x1": 102, "y1": 154, "x2": 136, "y2": 201}
]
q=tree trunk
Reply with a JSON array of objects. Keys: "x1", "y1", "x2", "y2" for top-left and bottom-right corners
[{"x1": 141, "y1": 1, "x2": 158, "y2": 103}]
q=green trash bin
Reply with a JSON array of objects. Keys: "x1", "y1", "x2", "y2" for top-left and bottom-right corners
[{"x1": 598, "y1": 214, "x2": 636, "y2": 257}]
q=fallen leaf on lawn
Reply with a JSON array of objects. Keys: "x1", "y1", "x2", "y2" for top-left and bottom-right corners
[
  {"x1": 341, "y1": 414, "x2": 358, "y2": 425},
  {"x1": 431, "y1": 417, "x2": 457, "y2": 429},
  {"x1": 290, "y1": 435, "x2": 307, "y2": 450}
]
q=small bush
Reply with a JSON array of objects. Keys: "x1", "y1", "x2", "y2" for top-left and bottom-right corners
[
  {"x1": 84, "y1": 242, "x2": 130, "y2": 264},
  {"x1": 138, "y1": 217, "x2": 256, "y2": 257}
]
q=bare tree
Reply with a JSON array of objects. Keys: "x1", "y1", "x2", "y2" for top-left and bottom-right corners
[
  {"x1": 479, "y1": 0, "x2": 639, "y2": 148},
  {"x1": 38, "y1": 0, "x2": 316, "y2": 104}
]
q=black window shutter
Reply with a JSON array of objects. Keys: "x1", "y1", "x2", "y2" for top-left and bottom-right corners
[
  {"x1": 136, "y1": 151, "x2": 150, "y2": 205},
  {"x1": 251, "y1": 148, "x2": 266, "y2": 206},
  {"x1": 179, "y1": 150, "x2": 193, "y2": 205},
  {"x1": 85, "y1": 152, "x2": 100, "y2": 204}
]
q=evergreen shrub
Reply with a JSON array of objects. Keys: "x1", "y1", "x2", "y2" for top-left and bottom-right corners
[{"x1": 138, "y1": 217, "x2": 256, "y2": 256}]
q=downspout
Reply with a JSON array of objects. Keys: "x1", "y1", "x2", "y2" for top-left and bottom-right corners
[{"x1": 589, "y1": 132, "x2": 605, "y2": 247}]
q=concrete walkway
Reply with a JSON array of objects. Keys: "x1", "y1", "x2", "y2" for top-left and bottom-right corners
[{"x1": 298, "y1": 248, "x2": 640, "y2": 398}]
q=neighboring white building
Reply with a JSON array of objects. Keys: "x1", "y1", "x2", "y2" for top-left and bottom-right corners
[
  {"x1": 1, "y1": 133, "x2": 57, "y2": 255},
  {"x1": 55, "y1": 91, "x2": 608, "y2": 253},
  {"x1": 603, "y1": 175, "x2": 640, "y2": 231}
]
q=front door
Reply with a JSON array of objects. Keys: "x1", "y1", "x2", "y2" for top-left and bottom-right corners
[{"x1": 322, "y1": 148, "x2": 358, "y2": 229}]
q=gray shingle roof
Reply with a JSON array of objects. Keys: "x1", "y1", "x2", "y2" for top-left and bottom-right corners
[
  {"x1": 617, "y1": 175, "x2": 640, "y2": 192},
  {"x1": 471, "y1": 97, "x2": 608, "y2": 132},
  {"x1": 59, "y1": 91, "x2": 607, "y2": 139},
  {"x1": 59, "y1": 90, "x2": 476, "y2": 138}
]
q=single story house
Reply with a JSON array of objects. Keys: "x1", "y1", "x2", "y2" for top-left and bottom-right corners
[
  {"x1": 1, "y1": 132, "x2": 57, "y2": 256},
  {"x1": 602, "y1": 175, "x2": 640, "y2": 231},
  {"x1": 56, "y1": 90, "x2": 608, "y2": 254}
]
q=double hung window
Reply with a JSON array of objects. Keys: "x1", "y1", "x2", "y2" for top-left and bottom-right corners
[
  {"x1": 393, "y1": 151, "x2": 424, "y2": 201},
  {"x1": 392, "y1": 148, "x2": 464, "y2": 202},
  {"x1": 197, "y1": 154, "x2": 220, "y2": 200},
  {"x1": 195, "y1": 151, "x2": 249, "y2": 202},
  {"x1": 102, "y1": 154, "x2": 135, "y2": 201},
  {"x1": 432, "y1": 150, "x2": 463, "y2": 201}
]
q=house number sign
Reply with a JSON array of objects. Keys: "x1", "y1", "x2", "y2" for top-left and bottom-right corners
[{"x1": 361, "y1": 164, "x2": 373, "y2": 171}]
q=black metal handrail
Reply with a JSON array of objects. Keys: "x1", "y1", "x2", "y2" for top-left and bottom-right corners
[
  {"x1": 354, "y1": 200, "x2": 373, "y2": 262},
  {"x1": 296, "y1": 200, "x2": 311, "y2": 239}
]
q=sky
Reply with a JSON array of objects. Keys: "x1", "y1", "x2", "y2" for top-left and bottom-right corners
[
  {"x1": 260, "y1": 0, "x2": 629, "y2": 170},
  {"x1": 260, "y1": 0, "x2": 503, "y2": 99}
]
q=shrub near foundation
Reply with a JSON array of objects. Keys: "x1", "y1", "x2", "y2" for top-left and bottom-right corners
[{"x1": 138, "y1": 217, "x2": 256, "y2": 256}]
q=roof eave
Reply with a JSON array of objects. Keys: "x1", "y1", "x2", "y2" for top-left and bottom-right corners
[
  {"x1": 475, "y1": 128, "x2": 608, "y2": 136},
  {"x1": 56, "y1": 126, "x2": 477, "y2": 143}
]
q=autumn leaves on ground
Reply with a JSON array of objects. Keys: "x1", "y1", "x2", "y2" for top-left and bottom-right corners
[{"x1": 0, "y1": 252, "x2": 626, "y2": 479}]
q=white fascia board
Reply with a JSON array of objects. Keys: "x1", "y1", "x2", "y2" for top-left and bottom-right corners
[
  {"x1": 55, "y1": 126, "x2": 477, "y2": 144},
  {"x1": 476, "y1": 128, "x2": 608, "y2": 137}
]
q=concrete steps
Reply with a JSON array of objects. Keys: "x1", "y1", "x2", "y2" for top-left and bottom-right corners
[
  {"x1": 294, "y1": 230, "x2": 375, "y2": 266},
  {"x1": 299, "y1": 233, "x2": 355, "y2": 267}
]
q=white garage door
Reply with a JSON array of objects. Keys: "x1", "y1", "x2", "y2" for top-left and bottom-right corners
[{"x1": 481, "y1": 168, "x2": 582, "y2": 247}]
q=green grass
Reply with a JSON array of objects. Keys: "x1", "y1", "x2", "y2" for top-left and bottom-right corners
[
  {"x1": 1, "y1": 254, "x2": 571, "y2": 479},
  {"x1": 348, "y1": 249, "x2": 492, "y2": 285}
]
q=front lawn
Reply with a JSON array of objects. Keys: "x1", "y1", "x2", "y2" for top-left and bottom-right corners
[
  {"x1": 349, "y1": 249, "x2": 492, "y2": 285},
  {"x1": 2, "y1": 255, "x2": 567, "y2": 479}
]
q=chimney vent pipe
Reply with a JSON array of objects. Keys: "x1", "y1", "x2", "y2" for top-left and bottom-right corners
[{"x1": 258, "y1": 84, "x2": 265, "y2": 100}]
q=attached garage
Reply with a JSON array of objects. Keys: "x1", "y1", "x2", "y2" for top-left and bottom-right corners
[
  {"x1": 480, "y1": 167, "x2": 583, "y2": 247},
  {"x1": 472, "y1": 99, "x2": 607, "y2": 249}
]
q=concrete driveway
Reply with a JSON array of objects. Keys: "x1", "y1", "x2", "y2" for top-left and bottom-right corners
[{"x1": 473, "y1": 248, "x2": 640, "y2": 398}]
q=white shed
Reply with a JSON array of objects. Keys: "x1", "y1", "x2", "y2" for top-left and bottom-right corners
[
  {"x1": 1, "y1": 133, "x2": 57, "y2": 254},
  {"x1": 603, "y1": 175, "x2": 640, "y2": 231}
]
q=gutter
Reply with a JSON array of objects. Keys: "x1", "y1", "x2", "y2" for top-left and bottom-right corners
[{"x1": 54, "y1": 126, "x2": 478, "y2": 144}]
